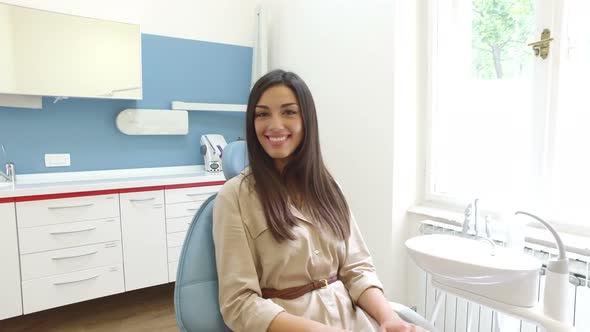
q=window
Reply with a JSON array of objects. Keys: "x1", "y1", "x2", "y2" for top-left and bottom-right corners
[{"x1": 426, "y1": 0, "x2": 590, "y2": 232}]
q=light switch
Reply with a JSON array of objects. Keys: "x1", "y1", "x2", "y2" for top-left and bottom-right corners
[{"x1": 45, "y1": 153, "x2": 71, "y2": 167}]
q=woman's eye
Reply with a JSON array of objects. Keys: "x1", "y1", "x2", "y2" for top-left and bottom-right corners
[
  {"x1": 255, "y1": 112, "x2": 268, "y2": 118},
  {"x1": 284, "y1": 109, "x2": 297, "y2": 115}
]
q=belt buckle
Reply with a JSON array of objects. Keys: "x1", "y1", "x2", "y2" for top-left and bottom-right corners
[{"x1": 318, "y1": 279, "x2": 328, "y2": 289}]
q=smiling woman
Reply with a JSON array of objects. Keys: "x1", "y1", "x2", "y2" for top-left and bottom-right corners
[{"x1": 212, "y1": 70, "x2": 431, "y2": 332}]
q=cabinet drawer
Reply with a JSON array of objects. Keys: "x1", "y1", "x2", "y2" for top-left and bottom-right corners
[
  {"x1": 18, "y1": 218, "x2": 121, "y2": 255},
  {"x1": 17, "y1": 194, "x2": 119, "y2": 228},
  {"x1": 166, "y1": 216, "x2": 193, "y2": 233},
  {"x1": 168, "y1": 260, "x2": 179, "y2": 282},
  {"x1": 22, "y1": 264, "x2": 124, "y2": 314},
  {"x1": 165, "y1": 185, "x2": 221, "y2": 204},
  {"x1": 167, "y1": 231, "x2": 187, "y2": 248},
  {"x1": 20, "y1": 241, "x2": 123, "y2": 281},
  {"x1": 167, "y1": 245, "x2": 183, "y2": 262},
  {"x1": 165, "y1": 201, "x2": 205, "y2": 219}
]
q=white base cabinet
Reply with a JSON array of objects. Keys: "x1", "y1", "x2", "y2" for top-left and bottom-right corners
[
  {"x1": 1, "y1": 183, "x2": 220, "y2": 319},
  {"x1": 120, "y1": 190, "x2": 168, "y2": 291},
  {"x1": 0, "y1": 202, "x2": 23, "y2": 319}
]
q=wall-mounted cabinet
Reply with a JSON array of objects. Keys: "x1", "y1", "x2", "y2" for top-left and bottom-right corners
[{"x1": 0, "y1": 3, "x2": 142, "y2": 100}]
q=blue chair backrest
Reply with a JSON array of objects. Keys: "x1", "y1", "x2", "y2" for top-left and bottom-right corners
[{"x1": 174, "y1": 140, "x2": 248, "y2": 332}]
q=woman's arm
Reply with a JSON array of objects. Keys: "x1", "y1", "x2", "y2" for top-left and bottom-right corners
[
  {"x1": 338, "y1": 212, "x2": 385, "y2": 303},
  {"x1": 268, "y1": 312, "x2": 349, "y2": 332},
  {"x1": 338, "y1": 213, "x2": 427, "y2": 331},
  {"x1": 356, "y1": 287, "x2": 401, "y2": 325}
]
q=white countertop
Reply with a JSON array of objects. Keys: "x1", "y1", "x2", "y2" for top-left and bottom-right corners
[{"x1": 0, "y1": 165, "x2": 226, "y2": 199}]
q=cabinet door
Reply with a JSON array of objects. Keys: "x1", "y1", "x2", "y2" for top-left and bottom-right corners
[
  {"x1": 0, "y1": 202, "x2": 23, "y2": 319},
  {"x1": 120, "y1": 190, "x2": 168, "y2": 291}
]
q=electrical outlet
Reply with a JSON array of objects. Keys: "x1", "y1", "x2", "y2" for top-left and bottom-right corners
[{"x1": 45, "y1": 153, "x2": 71, "y2": 167}]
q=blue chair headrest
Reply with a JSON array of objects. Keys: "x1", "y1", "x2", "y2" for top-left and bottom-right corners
[{"x1": 222, "y1": 140, "x2": 249, "y2": 180}]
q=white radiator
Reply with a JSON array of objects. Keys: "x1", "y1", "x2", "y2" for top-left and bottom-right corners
[{"x1": 410, "y1": 224, "x2": 590, "y2": 332}]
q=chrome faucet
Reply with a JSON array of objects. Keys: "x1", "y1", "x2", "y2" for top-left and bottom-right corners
[
  {"x1": 462, "y1": 199, "x2": 494, "y2": 237},
  {"x1": 462, "y1": 198, "x2": 480, "y2": 235},
  {"x1": 462, "y1": 202, "x2": 472, "y2": 233},
  {"x1": 463, "y1": 198, "x2": 496, "y2": 254},
  {"x1": 0, "y1": 144, "x2": 15, "y2": 184},
  {"x1": 0, "y1": 162, "x2": 16, "y2": 184}
]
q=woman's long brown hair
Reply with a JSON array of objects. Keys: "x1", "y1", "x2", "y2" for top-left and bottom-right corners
[{"x1": 245, "y1": 70, "x2": 351, "y2": 242}]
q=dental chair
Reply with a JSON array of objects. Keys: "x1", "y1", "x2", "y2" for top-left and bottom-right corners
[{"x1": 174, "y1": 140, "x2": 437, "y2": 332}]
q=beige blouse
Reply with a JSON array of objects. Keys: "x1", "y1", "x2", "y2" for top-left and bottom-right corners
[{"x1": 212, "y1": 172, "x2": 384, "y2": 332}]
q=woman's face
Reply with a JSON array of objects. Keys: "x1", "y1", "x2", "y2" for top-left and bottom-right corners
[{"x1": 254, "y1": 84, "x2": 304, "y2": 171}]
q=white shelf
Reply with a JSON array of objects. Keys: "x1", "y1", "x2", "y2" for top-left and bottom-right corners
[{"x1": 171, "y1": 101, "x2": 246, "y2": 112}]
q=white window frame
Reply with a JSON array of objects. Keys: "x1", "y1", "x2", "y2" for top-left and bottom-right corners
[{"x1": 421, "y1": 0, "x2": 590, "y2": 236}]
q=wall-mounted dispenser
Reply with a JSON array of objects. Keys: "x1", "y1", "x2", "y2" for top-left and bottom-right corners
[{"x1": 116, "y1": 109, "x2": 188, "y2": 135}]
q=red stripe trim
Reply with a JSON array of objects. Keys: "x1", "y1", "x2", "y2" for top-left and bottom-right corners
[
  {"x1": 118, "y1": 185, "x2": 166, "y2": 194},
  {"x1": 6, "y1": 181, "x2": 225, "y2": 203},
  {"x1": 164, "y1": 181, "x2": 226, "y2": 190}
]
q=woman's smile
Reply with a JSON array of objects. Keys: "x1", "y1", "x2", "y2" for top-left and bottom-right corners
[{"x1": 266, "y1": 134, "x2": 291, "y2": 146}]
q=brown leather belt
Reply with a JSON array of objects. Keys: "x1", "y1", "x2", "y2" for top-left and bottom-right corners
[{"x1": 261, "y1": 275, "x2": 338, "y2": 300}]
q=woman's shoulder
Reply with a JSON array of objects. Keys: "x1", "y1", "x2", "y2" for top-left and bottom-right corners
[{"x1": 217, "y1": 168, "x2": 255, "y2": 199}]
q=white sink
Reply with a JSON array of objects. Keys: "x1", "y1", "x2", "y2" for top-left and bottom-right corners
[{"x1": 406, "y1": 234, "x2": 542, "y2": 307}]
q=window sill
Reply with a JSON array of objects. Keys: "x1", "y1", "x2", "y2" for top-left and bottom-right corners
[{"x1": 408, "y1": 205, "x2": 590, "y2": 258}]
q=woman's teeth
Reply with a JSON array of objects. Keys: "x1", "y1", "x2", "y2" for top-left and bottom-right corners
[{"x1": 269, "y1": 136, "x2": 287, "y2": 142}]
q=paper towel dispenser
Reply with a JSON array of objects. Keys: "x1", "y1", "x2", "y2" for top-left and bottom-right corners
[{"x1": 116, "y1": 109, "x2": 188, "y2": 135}]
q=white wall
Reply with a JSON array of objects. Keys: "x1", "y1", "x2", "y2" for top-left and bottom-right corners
[
  {"x1": 1, "y1": 0, "x2": 257, "y2": 46},
  {"x1": 261, "y1": 0, "x2": 421, "y2": 304},
  {"x1": 392, "y1": 0, "x2": 422, "y2": 305}
]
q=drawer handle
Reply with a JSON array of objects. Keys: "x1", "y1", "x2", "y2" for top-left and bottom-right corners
[
  {"x1": 53, "y1": 274, "x2": 99, "y2": 286},
  {"x1": 50, "y1": 227, "x2": 97, "y2": 235},
  {"x1": 186, "y1": 193, "x2": 210, "y2": 197},
  {"x1": 52, "y1": 250, "x2": 98, "y2": 260},
  {"x1": 48, "y1": 203, "x2": 94, "y2": 210},
  {"x1": 129, "y1": 197, "x2": 156, "y2": 202},
  {"x1": 187, "y1": 208, "x2": 199, "y2": 211}
]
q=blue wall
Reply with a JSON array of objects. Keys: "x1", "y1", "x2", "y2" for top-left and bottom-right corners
[{"x1": 0, "y1": 34, "x2": 251, "y2": 174}]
